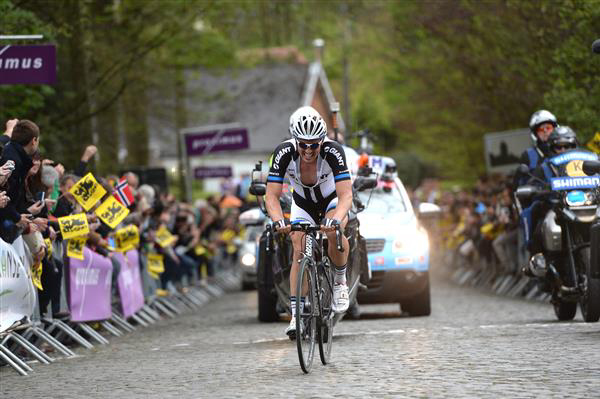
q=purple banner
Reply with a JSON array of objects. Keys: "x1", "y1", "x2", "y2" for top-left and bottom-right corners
[
  {"x1": 194, "y1": 166, "x2": 233, "y2": 179},
  {"x1": 115, "y1": 250, "x2": 144, "y2": 318},
  {"x1": 68, "y1": 248, "x2": 113, "y2": 322},
  {"x1": 184, "y1": 128, "x2": 249, "y2": 156},
  {"x1": 0, "y1": 44, "x2": 56, "y2": 85}
]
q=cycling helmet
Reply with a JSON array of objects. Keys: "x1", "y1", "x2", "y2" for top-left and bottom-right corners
[
  {"x1": 289, "y1": 106, "x2": 327, "y2": 141},
  {"x1": 548, "y1": 125, "x2": 578, "y2": 154}
]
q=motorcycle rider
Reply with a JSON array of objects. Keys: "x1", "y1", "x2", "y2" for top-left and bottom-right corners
[
  {"x1": 513, "y1": 110, "x2": 558, "y2": 267},
  {"x1": 265, "y1": 106, "x2": 353, "y2": 338},
  {"x1": 514, "y1": 110, "x2": 558, "y2": 188},
  {"x1": 526, "y1": 126, "x2": 579, "y2": 270}
]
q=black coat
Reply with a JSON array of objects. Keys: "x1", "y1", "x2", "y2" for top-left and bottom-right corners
[{"x1": 0, "y1": 142, "x2": 33, "y2": 222}]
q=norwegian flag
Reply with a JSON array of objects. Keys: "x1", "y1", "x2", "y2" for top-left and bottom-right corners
[{"x1": 113, "y1": 177, "x2": 135, "y2": 207}]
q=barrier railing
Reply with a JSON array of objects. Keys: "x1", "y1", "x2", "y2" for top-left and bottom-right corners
[
  {"x1": 437, "y1": 228, "x2": 551, "y2": 302},
  {"x1": 0, "y1": 239, "x2": 241, "y2": 376}
]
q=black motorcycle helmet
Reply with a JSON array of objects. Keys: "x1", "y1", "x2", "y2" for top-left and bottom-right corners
[{"x1": 548, "y1": 125, "x2": 578, "y2": 155}]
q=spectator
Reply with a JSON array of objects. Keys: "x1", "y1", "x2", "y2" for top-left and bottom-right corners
[
  {"x1": 0, "y1": 118, "x2": 18, "y2": 149},
  {"x1": 0, "y1": 119, "x2": 41, "y2": 243}
]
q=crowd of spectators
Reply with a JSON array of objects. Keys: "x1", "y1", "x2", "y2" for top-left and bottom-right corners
[
  {"x1": 0, "y1": 118, "x2": 247, "y2": 320},
  {"x1": 416, "y1": 175, "x2": 522, "y2": 277}
]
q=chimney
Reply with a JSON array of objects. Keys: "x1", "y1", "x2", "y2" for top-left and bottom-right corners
[{"x1": 313, "y1": 38, "x2": 324, "y2": 62}]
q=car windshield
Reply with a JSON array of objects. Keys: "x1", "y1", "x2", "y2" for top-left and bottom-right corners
[{"x1": 358, "y1": 184, "x2": 407, "y2": 213}]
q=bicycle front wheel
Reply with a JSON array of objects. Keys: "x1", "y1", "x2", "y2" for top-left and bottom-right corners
[
  {"x1": 318, "y1": 261, "x2": 334, "y2": 365},
  {"x1": 296, "y1": 257, "x2": 317, "y2": 374}
]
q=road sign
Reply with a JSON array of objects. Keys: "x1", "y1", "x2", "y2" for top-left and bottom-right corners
[
  {"x1": 194, "y1": 166, "x2": 233, "y2": 179},
  {"x1": 484, "y1": 128, "x2": 530, "y2": 175},
  {"x1": 0, "y1": 44, "x2": 56, "y2": 85},
  {"x1": 184, "y1": 127, "x2": 249, "y2": 156}
]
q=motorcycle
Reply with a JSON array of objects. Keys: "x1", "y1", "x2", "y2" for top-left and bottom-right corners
[
  {"x1": 249, "y1": 161, "x2": 375, "y2": 323},
  {"x1": 516, "y1": 150, "x2": 600, "y2": 322}
]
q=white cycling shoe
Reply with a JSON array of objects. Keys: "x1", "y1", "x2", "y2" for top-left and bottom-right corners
[
  {"x1": 285, "y1": 316, "x2": 303, "y2": 339},
  {"x1": 332, "y1": 283, "x2": 350, "y2": 314}
]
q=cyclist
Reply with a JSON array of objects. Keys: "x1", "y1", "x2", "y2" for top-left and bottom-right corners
[{"x1": 265, "y1": 106, "x2": 352, "y2": 338}]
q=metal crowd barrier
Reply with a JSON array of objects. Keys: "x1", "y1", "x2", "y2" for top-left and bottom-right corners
[
  {"x1": 0, "y1": 239, "x2": 242, "y2": 376},
  {"x1": 440, "y1": 229, "x2": 551, "y2": 303}
]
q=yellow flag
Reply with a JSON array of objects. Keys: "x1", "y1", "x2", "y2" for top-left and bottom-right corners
[
  {"x1": 69, "y1": 172, "x2": 106, "y2": 211},
  {"x1": 95, "y1": 196, "x2": 129, "y2": 229},
  {"x1": 67, "y1": 236, "x2": 87, "y2": 260},
  {"x1": 155, "y1": 226, "x2": 176, "y2": 248},
  {"x1": 147, "y1": 253, "x2": 165, "y2": 274},
  {"x1": 31, "y1": 262, "x2": 43, "y2": 290},
  {"x1": 194, "y1": 245, "x2": 207, "y2": 256},
  {"x1": 115, "y1": 225, "x2": 139, "y2": 252},
  {"x1": 44, "y1": 238, "x2": 53, "y2": 259},
  {"x1": 58, "y1": 213, "x2": 89, "y2": 240},
  {"x1": 587, "y1": 132, "x2": 600, "y2": 154}
]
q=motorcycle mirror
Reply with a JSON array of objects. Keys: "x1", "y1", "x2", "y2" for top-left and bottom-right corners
[
  {"x1": 249, "y1": 182, "x2": 266, "y2": 196},
  {"x1": 515, "y1": 185, "x2": 538, "y2": 199},
  {"x1": 593, "y1": 38, "x2": 600, "y2": 54},
  {"x1": 582, "y1": 160, "x2": 600, "y2": 176},
  {"x1": 517, "y1": 164, "x2": 530, "y2": 175}
]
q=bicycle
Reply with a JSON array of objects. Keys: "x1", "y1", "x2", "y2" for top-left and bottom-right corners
[
  {"x1": 266, "y1": 221, "x2": 343, "y2": 373},
  {"x1": 275, "y1": 222, "x2": 343, "y2": 374}
]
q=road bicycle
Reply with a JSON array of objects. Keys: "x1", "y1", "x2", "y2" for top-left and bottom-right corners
[{"x1": 268, "y1": 222, "x2": 343, "y2": 373}]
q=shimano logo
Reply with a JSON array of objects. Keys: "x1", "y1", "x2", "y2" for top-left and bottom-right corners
[
  {"x1": 325, "y1": 147, "x2": 344, "y2": 166},
  {"x1": 273, "y1": 146, "x2": 291, "y2": 169},
  {"x1": 551, "y1": 176, "x2": 600, "y2": 190},
  {"x1": 305, "y1": 236, "x2": 313, "y2": 257}
]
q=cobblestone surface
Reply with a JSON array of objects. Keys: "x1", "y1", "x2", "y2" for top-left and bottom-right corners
[{"x1": 3, "y1": 275, "x2": 600, "y2": 398}]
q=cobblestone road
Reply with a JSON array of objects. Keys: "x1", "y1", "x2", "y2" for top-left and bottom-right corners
[{"x1": 3, "y1": 274, "x2": 600, "y2": 398}]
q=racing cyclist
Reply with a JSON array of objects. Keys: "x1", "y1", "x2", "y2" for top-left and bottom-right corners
[{"x1": 265, "y1": 106, "x2": 352, "y2": 338}]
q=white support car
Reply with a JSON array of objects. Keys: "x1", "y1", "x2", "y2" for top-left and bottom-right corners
[
  {"x1": 356, "y1": 156, "x2": 440, "y2": 316},
  {"x1": 238, "y1": 207, "x2": 267, "y2": 290}
]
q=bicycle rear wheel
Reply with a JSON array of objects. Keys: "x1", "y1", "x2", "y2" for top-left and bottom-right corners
[
  {"x1": 296, "y1": 257, "x2": 317, "y2": 374},
  {"x1": 318, "y1": 261, "x2": 334, "y2": 365}
]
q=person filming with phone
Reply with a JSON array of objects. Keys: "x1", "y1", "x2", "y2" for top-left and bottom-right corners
[{"x1": 0, "y1": 120, "x2": 42, "y2": 243}]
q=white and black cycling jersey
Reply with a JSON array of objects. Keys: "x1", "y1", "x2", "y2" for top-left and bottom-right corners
[{"x1": 267, "y1": 138, "x2": 350, "y2": 222}]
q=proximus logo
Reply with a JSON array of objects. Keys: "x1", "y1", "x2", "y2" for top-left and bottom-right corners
[
  {"x1": 273, "y1": 146, "x2": 291, "y2": 170},
  {"x1": 325, "y1": 147, "x2": 344, "y2": 166}
]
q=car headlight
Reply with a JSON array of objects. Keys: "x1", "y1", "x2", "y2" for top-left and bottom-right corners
[
  {"x1": 392, "y1": 229, "x2": 429, "y2": 255},
  {"x1": 241, "y1": 253, "x2": 256, "y2": 267}
]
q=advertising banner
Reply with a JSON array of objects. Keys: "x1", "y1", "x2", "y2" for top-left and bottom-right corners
[
  {"x1": 68, "y1": 247, "x2": 113, "y2": 322},
  {"x1": 115, "y1": 250, "x2": 144, "y2": 318},
  {"x1": 0, "y1": 238, "x2": 36, "y2": 333},
  {"x1": 184, "y1": 127, "x2": 249, "y2": 156},
  {"x1": 193, "y1": 166, "x2": 233, "y2": 179},
  {"x1": 0, "y1": 44, "x2": 56, "y2": 85}
]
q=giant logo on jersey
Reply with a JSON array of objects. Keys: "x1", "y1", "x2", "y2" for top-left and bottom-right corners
[
  {"x1": 273, "y1": 146, "x2": 291, "y2": 169},
  {"x1": 324, "y1": 146, "x2": 345, "y2": 166}
]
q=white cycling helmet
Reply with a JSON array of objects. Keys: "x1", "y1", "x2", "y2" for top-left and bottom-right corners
[{"x1": 289, "y1": 106, "x2": 327, "y2": 141}]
